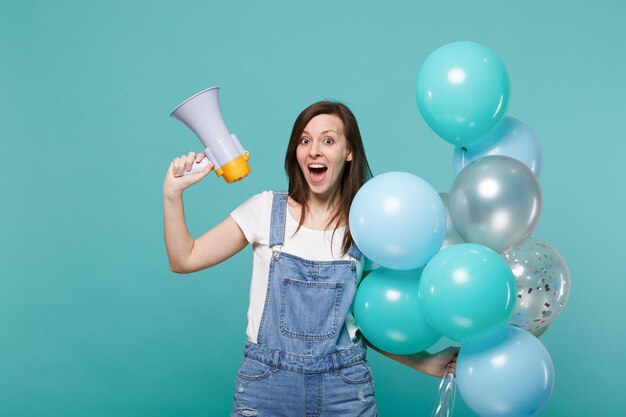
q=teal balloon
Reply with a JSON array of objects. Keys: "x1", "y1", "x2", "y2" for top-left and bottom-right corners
[
  {"x1": 354, "y1": 268, "x2": 440, "y2": 354},
  {"x1": 418, "y1": 243, "x2": 516, "y2": 342},
  {"x1": 416, "y1": 42, "x2": 510, "y2": 146}
]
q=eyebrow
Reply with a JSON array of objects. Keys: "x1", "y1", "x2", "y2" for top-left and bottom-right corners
[{"x1": 302, "y1": 129, "x2": 338, "y2": 135}]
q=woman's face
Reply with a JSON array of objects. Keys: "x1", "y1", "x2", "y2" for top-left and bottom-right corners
[{"x1": 296, "y1": 114, "x2": 353, "y2": 200}]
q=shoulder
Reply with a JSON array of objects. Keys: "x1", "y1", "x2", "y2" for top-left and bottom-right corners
[
  {"x1": 231, "y1": 190, "x2": 292, "y2": 220},
  {"x1": 264, "y1": 190, "x2": 289, "y2": 208},
  {"x1": 230, "y1": 191, "x2": 277, "y2": 244}
]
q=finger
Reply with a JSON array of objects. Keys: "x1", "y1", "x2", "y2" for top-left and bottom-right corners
[
  {"x1": 183, "y1": 160, "x2": 214, "y2": 184},
  {"x1": 185, "y1": 151, "x2": 196, "y2": 171},
  {"x1": 173, "y1": 157, "x2": 182, "y2": 177},
  {"x1": 198, "y1": 160, "x2": 215, "y2": 178},
  {"x1": 177, "y1": 154, "x2": 188, "y2": 176},
  {"x1": 166, "y1": 162, "x2": 174, "y2": 178},
  {"x1": 196, "y1": 152, "x2": 206, "y2": 162}
]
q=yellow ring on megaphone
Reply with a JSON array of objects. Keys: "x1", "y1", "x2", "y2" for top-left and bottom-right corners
[{"x1": 215, "y1": 152, "x2": 251, "y2": 183}]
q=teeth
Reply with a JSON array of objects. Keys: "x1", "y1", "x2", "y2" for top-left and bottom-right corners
[{"x1": 309, "y1": 164, "x2": 326, "y2": 169}]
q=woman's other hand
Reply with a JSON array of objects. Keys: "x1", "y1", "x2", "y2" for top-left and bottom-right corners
[{"x1": 419, "y1": 346, "x2": 458, "y2": 377}]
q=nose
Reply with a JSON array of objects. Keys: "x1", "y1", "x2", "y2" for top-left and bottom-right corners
[{"x1": 309, "y1": 140, "x2": 321, "y2": 157}]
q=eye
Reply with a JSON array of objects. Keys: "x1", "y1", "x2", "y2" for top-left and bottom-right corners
[
  {"x1": 323, "y1": 137, "x2": 334, "y2": 145},
  {"x1": 299, "y1": 137, "x2": 310, "y2": 145}
]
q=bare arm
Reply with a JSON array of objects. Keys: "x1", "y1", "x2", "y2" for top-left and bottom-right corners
[
  {"x1": 163, "y1": 151, "x2": 248, "y2": 274},
  {"x1": 363, "y1": 337, "x2": 458, "y2": 378}
]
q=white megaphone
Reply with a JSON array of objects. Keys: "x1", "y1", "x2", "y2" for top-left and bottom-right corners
[{"x1": 170, "y1": 86, "x2": 250, "y2": 183}]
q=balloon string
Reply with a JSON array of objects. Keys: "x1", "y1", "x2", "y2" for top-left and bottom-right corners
[{"x1": 431, "y1": 365, "x2": 456, "y2": 417}]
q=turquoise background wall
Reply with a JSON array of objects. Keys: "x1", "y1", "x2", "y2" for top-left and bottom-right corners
[{"x1": 2, "y1": 1, "x2": 624, "y2": 416}]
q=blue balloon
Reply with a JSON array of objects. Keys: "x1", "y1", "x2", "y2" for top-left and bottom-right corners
[
  {"x1": 456, "y1": 326, "x2": 555, "y2": 417},
  {"x1": 454, "y1": 116, "x2": 543, "y2": 177},
  {"x1": 353, "y1": 268, "x2": 440, "y2": 354},
  {"x1": 418, "y1": 243, "x2": 515, "y2": 342},
  {"x1": 349, "y1": 172, "x2": 446, "y2": 270},
  {"x1": 416, "y1": 42, "x2": 510, "y2": 147}
]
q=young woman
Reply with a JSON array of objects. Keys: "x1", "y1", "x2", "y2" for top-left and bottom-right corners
[{"x1": 163, "y1": 101, "x2": 457, "y2": 416}]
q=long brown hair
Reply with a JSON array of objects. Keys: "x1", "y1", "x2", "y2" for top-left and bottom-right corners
[{"x1": 284, "y1": 101, "x2": 372, "y2": 256}]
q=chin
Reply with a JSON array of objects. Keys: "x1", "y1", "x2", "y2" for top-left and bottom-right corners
[
  {"x1": 308, "y1": 184, "x2": 327, "y2": 194},
  {"x1": 309, "y1": 183, "x2": 336, "y2": 198}
]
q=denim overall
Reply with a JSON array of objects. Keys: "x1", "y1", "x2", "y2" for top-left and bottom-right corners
[{"x1": 231, "y1": 192, "x2": 377, "y2": 417}]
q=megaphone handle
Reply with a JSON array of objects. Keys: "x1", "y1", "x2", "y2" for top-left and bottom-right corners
[{"x1": 182, "y1": 157, "x2": 211, "y2": 176}]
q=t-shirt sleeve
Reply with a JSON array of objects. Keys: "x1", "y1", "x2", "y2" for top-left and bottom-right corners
[{"x1": 230, "y1": 191, "x2": 272, "y2": 244}]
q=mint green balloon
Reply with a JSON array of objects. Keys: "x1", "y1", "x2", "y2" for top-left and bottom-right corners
[
  {"x1": 418, "y1": 243, "x2": 515, "y2": 342},
  {"x1": 416, "y1": 42, "x2": 510, "y2": 146},
  {"x1": 354, "y1": 268, "x2": 440, "y2": 354}
]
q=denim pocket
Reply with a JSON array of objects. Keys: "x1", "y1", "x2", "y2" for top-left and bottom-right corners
[
  {"x1": 237, "y1": 357, "x2": 272, "y2": 381},
  {"x1": 338, "y1": 362, "x2": 373, "y2": 384},
  {"x1": 280, "y1": 277, "x2": 343, "y2": 340}
]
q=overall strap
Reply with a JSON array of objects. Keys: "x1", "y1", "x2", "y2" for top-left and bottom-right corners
[
  {"x1": 348, "y1": 241, "x2": 363, "y2": 260},
  {"x1": 270, "y1": 191, "x2": 363, "y2": 260},
  {"x1": 269, "y1": 192, "x2": 288, "y2": 248}
]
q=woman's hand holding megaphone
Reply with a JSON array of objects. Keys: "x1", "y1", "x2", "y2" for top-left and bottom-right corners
[{"x1": 163, "y1": 151, "x2": 214, "y2": 197}]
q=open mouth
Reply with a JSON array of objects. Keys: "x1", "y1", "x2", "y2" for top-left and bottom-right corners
[{"x1": 308, "y1": 163, "x2": 328, "y2": 184}]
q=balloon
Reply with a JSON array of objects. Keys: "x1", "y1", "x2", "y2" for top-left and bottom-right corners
[
  {"x1": 439, "y1": 193, "x2": 464, "y2": 251},
  {"x1": 363, "y1": 257, "x2": 381, "y2": 272},
  {"x1": 456, "y1": 326, "x2": 555, "y2": 417},
  {"x1": 503, "y1": 238, "x2": 571, "y2": 333},
  {"x1": 416, "y1": 41, "x2": 510, "y2": 147},
  {"x1": 529, "y1": 325, "x2": 550, "y2": 338},
  {"x1": 449, "y1": 155, "x2": 542, "y2": 253},
  {"x1": 350, "y1": 172, "x2": 446, "y2": 270},
  {"x1": 353, "y1": 268, "x2": 440, "y2": 354},
  {"x1": 454, "y1": 116, "x2": 543, "y2": 177},
  {"x1": 425, "y1": 336, "x2": 462, "y2": 355},
  {"x1": 418, "y1": 243, "x2": 516, "y2": 342}
]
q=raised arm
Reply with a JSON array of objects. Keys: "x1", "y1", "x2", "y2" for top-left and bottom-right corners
[{"x1": 163, "y1": 151, "x2": 248, "y2": 274}]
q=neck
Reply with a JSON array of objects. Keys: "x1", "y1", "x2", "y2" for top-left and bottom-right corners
[{"x1": 306, "y1": 188, "x2": 341, "y2": 214}]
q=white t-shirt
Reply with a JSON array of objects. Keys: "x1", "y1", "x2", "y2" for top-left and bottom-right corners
[{"x1": 230, "y1": 191, "x2": 364, "y2": 343}]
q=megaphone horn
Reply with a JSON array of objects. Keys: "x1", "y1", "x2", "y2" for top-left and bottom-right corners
[{"x1": 170, "y1": 86, "x2": 250, "y2": 183}]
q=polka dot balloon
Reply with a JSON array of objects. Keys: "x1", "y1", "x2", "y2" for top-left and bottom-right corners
[{"x1": 503, "y1": 238, "x2": 571, "y2": 333}]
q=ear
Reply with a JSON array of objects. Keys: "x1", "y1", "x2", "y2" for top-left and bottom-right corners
[{"x1": 346, "y1": 150, "x2": 353, "y2": 162}]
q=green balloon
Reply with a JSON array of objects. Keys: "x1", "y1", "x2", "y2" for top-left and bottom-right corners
[
  {"x1": 418, "y1": 243, "x2": 516, "y2": 342},
  {"x1": 416, "y1": 41, "x2": 510, "y2": 146},
  {"x1": 354, "y1": 268, "x2": 440, "y2": 354}
]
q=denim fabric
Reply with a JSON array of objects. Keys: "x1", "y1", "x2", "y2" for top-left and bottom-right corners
[{"x1": 231, "y1": 192, "x2": 377, "y2": 417}]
